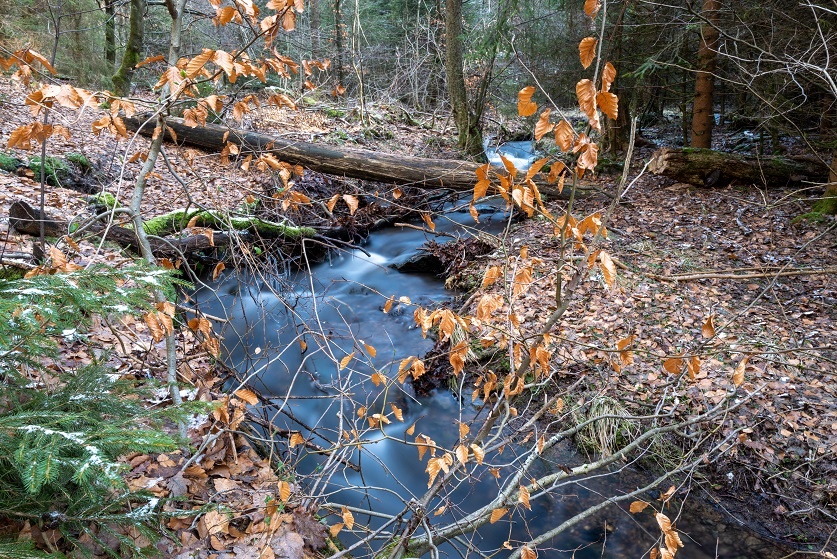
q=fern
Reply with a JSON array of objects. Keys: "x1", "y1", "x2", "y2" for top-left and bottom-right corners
[{"x1": 0, "y1": 265, "x2": 201, "y2": 558}]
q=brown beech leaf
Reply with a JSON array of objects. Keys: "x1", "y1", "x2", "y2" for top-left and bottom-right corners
[
  {"x1": 702, "y1": 315, "x2": 716, "y2": 338},
  {"x1": 733, "y1": 356, "x2": 749, "y2": 387},
  {"x1": 601, "y1": 61, "x2": 616, "y2": 92},
  {"x1": 186, "y1": 49, "x2": 215, "y2": 78},
  {"x1": 521, "y1": 545, "x2": 537, "y2": 559},
  {"x1": 655, "y1": 512, "x2": 673, "y2": 533},
  {"x1": 664, "y1": 530, "x2": 684, "y2": 553},
  {"x1": 499, "y1": 154, "x2": 518, "y2": 177},
  {"x1": 579, "y1": 37, "x2": 597, "y2": 69},
  {"x1": 326, "y1": 194, "x2": 339, "y2": 213},
  {"x1": 342, "y1": 506, "x2": 354, "y2": 529},
  {"x1": 687, "y1": 356, "x2": 700, "y2": 380},
  {"x1": 136, "y1": 54, "x2": 166, "y2": 68},
  {"x1": 526, "y1": 157, "x2": 549, "y2": 181},
  {"x1": 577, "y1": 140, "x2": 599, "y2": 174},
  {"x1": 599, "y1": 251, "x2": 616, "y2": 288},
  {"x1": 455, "y1": 444, "x2": 469, "y2": 465},
  {"x1": 663, "y1": 357, "x2": 683, "y2": 375},
  {"x1": 234, "y1": 388, "x2": 259, "y2": 405},
  {"x1": 534, "y1": 109, "x2": 554, "y2": 141},
  {"x1": 469, "y1": 203, "x2": 480, "y2": 223},
  {"x1": 518, "y1": 485, "x2": 531, "y2": 510},
  {"x1": 212, "y1": 262, "x2": 225, "y2": 280},
  {"x1": 596, "y1": 91, "x2": 618, "y2": 120},
  {"x1": 329, "y1": 523, "x2": 343, "y2": 537},
  {"x1": 576, "y1": 79, "x2": 597, "y2": 118},
  {"x1": 517, "y1": 86, "x2": 537, "y2": 117},
  {"x1": 554, "y1": 120, "x2": 574, "y2": 152},
  {"x1": 343, "y1": 194, "x2": 359, "y2": 215},
  {"x1": 584, "y1": 0, "x2": 601, "y2": 18},
  {"x1": 489, "y1": 507, "x2": 508, "y2": 524},
  {"x1": 339, "y1": 352, "x2": 354, "y2": 370},
  {"x1": 659, "y1": 485, "x2": 676, "y2": 503},
  {"x1": 470, "y1": 444, "x2": 485, "y2": 464},
  {"x1": 629, "y1": 500, "x2": 650, "y2": 513},
  {"x1": 278, "y1": 480, "x2": 291, "y2": 502}
]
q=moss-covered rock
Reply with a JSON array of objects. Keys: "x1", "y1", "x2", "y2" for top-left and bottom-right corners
[
  {"x1": 0, "y1": 152, "x2": 22, "y2": 173},
  {"x1": 29, "y1": 156, "x2": 71, "y2": 186}
]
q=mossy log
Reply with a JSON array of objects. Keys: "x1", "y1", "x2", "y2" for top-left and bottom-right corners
[
  {"x1": 138, "y1": 209, "x2": 315, "y2": 238},
  {"x1": 649, "y1": 147, "x2": 829, "y2": 187},
  {"x1": 10, "y1": 200, "x2": 230, "y2": 257},
  {"x1": 123, "y1": 115, "x2": 570, "y2": 197}
]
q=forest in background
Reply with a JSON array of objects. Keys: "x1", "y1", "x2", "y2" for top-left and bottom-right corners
[{"x1": 0, "y1": 0, "x2": 835, "y2": 558}]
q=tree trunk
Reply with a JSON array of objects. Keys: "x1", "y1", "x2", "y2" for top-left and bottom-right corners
[
  {"x1": 123, "y1": 115, "x2": 568, "y2": 195},
  {"x1": 445, "y1": 0, "x2": 482, "y2": 156},
  {"x1": 648, "y1": 147, "x2": 830, "y2": 187},
  {"x1": 112, "y1": 0, "x2": 145, "y2": 96},
  {"x1": 813, "y1": 149, "x2": 837, "y2": 214},
  {"x1": 333, "y1": 0, "x2": 345, "y2": 85},
  {"x1": 104, "y1": 0, "x2": 116, "y2": 65},
  {"x1": 690, "y1": 0, "x2": 720, "y2": 148},
  {"x1": 309, "y1": 0, "x2": 320, "y2": 57},
  {"x1": 604, "y1": 3, "x2": 630, "y2": 153}
]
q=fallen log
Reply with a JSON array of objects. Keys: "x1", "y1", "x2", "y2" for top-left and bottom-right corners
[
  {"x1": 123, "y1": 116, "x2": 571, "y2": 197},
  {"x1": 9, "y1": 200, "x2": 234, "y2": 259},
  {"x1": 9, "y1": 200, "x2": 67, "y2": 237},
  {"x1": 648, "y1": 147, "x2": 829, "y2": 187}
]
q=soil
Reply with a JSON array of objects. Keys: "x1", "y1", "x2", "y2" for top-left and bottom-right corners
[{"x1": 1, "y1": 74, "x2": 835, "y2": 556}]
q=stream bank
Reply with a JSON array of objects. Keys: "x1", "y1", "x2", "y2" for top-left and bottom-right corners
[{"x1": 195, "y1": 184, "x2": 816, "y2": 558}]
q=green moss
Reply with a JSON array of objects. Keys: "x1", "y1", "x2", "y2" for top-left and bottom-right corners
[
  {"x1": 140, "y1": 210, "x2": 200, "y2": 236},
  {"x1": 88, "y1": 191, "x2": 119, "y2": 209},
  {"x1": 0, "y1": 152, "x2": 21, "y2": 173},
  {"x1": 29, "y1": 156, "x2": 71, "y2": 186},
  {"x1": 0, "y1": 266, "x2": 26, "y2": 281},
  {"x1": 811, "y1": 196, "x2": 837, "y2": 216},
  {"x1": 66, "y1": 152, "x2": 91, "y2": 171},
  {"x1": 324, "y1": 107, "x2": 346, "y2": 118},
  {"x1": 137, "y1": 209, "x2": 316, "y2": 239}
]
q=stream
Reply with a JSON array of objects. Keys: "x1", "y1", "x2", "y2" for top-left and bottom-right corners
[{"x1": 192, "y1": 144, "x2": 787, "y2": 558}]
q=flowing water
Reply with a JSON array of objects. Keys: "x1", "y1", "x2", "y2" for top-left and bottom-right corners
[{"x1": 192, "y1": 147, "x2": 787, "y2": 558}]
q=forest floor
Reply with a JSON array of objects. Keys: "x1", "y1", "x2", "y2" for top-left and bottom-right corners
[{"x1": 0, "y1": 75, "x2": 835, "y2": 556}]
